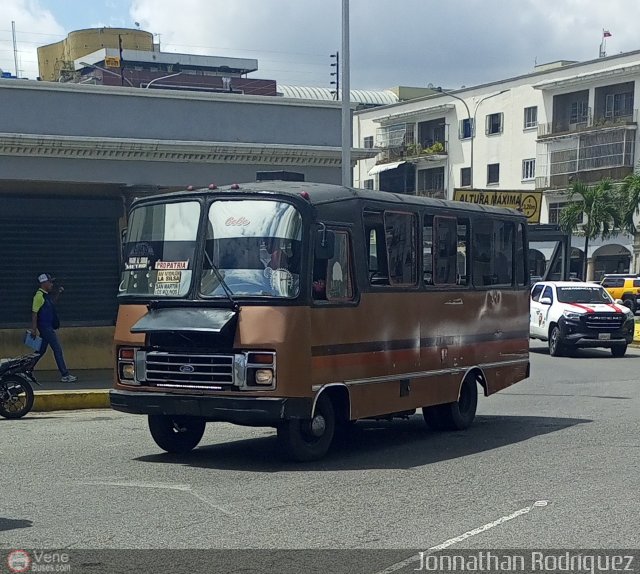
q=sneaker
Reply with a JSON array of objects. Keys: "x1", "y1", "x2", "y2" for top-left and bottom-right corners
[{"x1": 61, "y1": 374, "x2": 78, "y2": 383}]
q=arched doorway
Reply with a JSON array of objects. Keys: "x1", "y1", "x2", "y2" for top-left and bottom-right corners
[
  {"x1": 592, "y1": 243, "x2": 632, "y2": 281},
  {"x1": 528, "y1": 249, "x2": 546, "y2": 279},
  {"x1": 570, "y1": 247, "x2": 584, "y2": 280}
]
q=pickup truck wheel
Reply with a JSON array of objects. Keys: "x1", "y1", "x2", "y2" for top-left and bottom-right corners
[
  {"x1": 548, "y1": 326, "x2": 565, "y2": 357},
  {"x1": 611, "y1": 344, "x2": 627, "y2": 358},
  {"x1": 148, "y1": 415, "x2": 206, "y2": 453},
  {"x1": 622, "y1": 298, "x2": 636, "y2": 314}
]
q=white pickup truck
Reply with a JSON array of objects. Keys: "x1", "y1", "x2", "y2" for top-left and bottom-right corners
[{"x1": 530, "y1": 281, "x2": 635, "y2": 357}]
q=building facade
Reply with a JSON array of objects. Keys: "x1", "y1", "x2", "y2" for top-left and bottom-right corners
[
  {"x1": 353, "y1": 51, "x2": 640, "y2": 281},
  {"x1": 0, "y1": 79, "x2": 373, "y2": 369}
]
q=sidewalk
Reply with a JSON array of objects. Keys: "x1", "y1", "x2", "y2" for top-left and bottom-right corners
[{"x1": 32, "y1": 369, "x2": 112, "y2": 412}]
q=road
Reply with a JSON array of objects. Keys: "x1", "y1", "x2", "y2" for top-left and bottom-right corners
[{"x1": 1, "y1": 341, "x2": 639, "y2": 571}]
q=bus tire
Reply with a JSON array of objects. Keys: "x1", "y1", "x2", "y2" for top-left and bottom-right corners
[
  {"x1": 423, "y1": 375, "x2": 478, "y2": 431},
  {"x1": 422, "y1": 404, "x2": 448, "y2": 431},
  {"x1": 148, "y1": 415, "x2": 206, "y2": 454},
  {"x1": 277, "y1": 393, "x2": 335, "y2": 462}
]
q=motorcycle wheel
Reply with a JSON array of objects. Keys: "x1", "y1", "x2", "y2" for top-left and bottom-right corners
[{"x1": 0, "y1": 376, "x2": 35, "y2": 419}]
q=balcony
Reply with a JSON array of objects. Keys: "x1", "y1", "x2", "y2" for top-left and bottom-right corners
[
  {"x1": 416, "y1": 188, "x2": 447, "y2": 199},
  {"x1": 535, "y1": 126, "x2": 635, "y2": 190},
  {"x1": 376, "y1": 141, "x2": 448, "y2": 164},
  {"x1": 538, "y1": 109, "x2": 637, "y2": 138}
]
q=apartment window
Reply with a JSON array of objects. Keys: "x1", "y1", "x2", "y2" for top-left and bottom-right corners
[
  {"x1": 487, "y1": 163, "x2": 500, "y2": 185},
  {"x1": 570, "y1": 101, "x2": 589, "y2": 124},
  {"x1": 460, "y1": 167, "x2": 471, "y2": 187},
  {"x1": 363, "y1": 179, "x2": 374, "y2": 190},
  {"x1": 459, "y1": 118, "x2": 474, "y2": 139},
  {"x1": 549, "y1": 202, "x2": 583, "y2": 225},
  {"x1": 418, "y1": 167, "x2": 445, "y2": 194},
  {"x1": 522, "y1": 158, "x2": 535, "y2": 180},
  {"x1": 605, "y1": 92, "x2": 634, "y2": 118},
  {"x1": 485, "y1": 112, "x2": 503, "y2": 135},
  {"x1": 363, "y1": 136, "x2": 374, "y2": 149},
  {"x1": 524, "y1": 106, "x2": 538, "y2": 129}
]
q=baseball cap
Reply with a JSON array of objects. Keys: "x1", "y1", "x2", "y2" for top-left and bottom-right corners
[{"x1": 37, "y1": 273, "x2": 55, "y2": 283}]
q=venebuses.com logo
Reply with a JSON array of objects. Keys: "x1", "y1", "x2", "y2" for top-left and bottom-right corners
[{"x1": 7, "y1": 550, "x2": 31, "y2": 573}]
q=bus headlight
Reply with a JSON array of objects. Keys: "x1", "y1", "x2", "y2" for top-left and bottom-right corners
[
  {"x1": 120, "y1": 363, "x2": 135, "y2": 380},
  {"x1": 255, "y1": 369, "x2": 274, "y2": 386}
]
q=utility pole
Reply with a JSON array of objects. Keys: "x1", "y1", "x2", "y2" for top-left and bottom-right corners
[
  {"x1": 12, "y1": 21, "x2": 19, "y2": 78},
  {"x1": 330, "y1": 52, "x2": 339, "y2": 100},
  {"x1": 341, "y1": 0, "x2": 351, "y2": 187},
  {"x1": 118, "y1": 34, "x2": 124, "y2": 86}
]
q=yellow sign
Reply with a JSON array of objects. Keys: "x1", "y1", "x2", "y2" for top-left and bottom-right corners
[
  {"x1": 453, "y1": 189, "x2": 542, "y2": 223},
  {"x1": 104, "y1": 56, "x2": 121, "y2": 68}
]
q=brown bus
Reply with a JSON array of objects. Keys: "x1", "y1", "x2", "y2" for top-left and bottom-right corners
[{"x1": 110, "y1": 181, "x2": 530, "y2": 461}]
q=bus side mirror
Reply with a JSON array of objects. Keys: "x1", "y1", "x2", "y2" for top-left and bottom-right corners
[{"x1": 315, "y1": 228, "x2": 335, "y2": 260}]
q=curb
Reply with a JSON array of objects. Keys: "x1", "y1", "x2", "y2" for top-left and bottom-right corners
[{"x1": 33, "y1": 390, "x2": 111, "y2": 412}]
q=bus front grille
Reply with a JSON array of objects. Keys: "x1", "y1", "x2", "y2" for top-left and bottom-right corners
[{"x1": 145, "y1": 352, "x2": 234, "y2": 387}]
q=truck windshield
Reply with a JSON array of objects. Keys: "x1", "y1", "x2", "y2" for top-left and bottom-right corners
[
  {"x1": 557, "y1": 286, "x2": 613, "y2": 304},
  {"x1": 201, "y1": 200, "x2": 302, "y2": 298},
  {"x1": 119, "y1": 201, "x2": 200, "y2": 297}
]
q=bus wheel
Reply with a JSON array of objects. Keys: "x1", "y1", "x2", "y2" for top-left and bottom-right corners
[
  {"x1": 277, "y1": 394, "x2": 335, "y2": 462},
  {"x1": 148, "y1": 415, "x2": 206, "y2": 454},
  {"x1": 423, "y1": 375, "x2": 478, "y2": 431}
]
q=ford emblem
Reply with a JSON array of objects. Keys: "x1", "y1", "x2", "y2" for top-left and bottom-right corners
[{"x1": 179, "y1": 364, "x2": 195, "y2": 374}]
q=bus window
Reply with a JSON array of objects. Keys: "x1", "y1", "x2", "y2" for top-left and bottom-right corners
[
  {"x1": 472, "y1": 219, "x2": 515, "y2": 287},
  {"x1": 434, "y1": 217, "x2": 457, "y2": 285},
  {"x1": 457, "y1": 219, "x2": 470, "y2": 286},
  {"x1": 384, "y1": 211, "x2": 417, "y2": 286},
  {"x1": 317, "y1": 230, "x2": 354, "y2": 302},
  {"x1": 364, "y1": 211, "x2": 389, "y2": 285},
  {"x1": 515, "y1": 222, "x2": 527, "y2": 286},
  {"x1": 423, "y1": 215, "x2": 433, "y2": 285}
]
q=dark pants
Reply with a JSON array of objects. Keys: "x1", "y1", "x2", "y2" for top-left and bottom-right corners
[{"x1": 33, "y1": 326, "x2": 69, "y2": 377}]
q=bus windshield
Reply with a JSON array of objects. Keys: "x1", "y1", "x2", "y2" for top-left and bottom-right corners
[
  {"x1": 119, "y1": 201, "x2": 200, "y2": 297},
  {"x1": 201, "y1": 200, "x2": 302, "y2": 298}
]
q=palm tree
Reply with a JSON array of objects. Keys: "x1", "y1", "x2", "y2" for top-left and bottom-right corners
[
  {"x1": 558, "y1": 179, "x2": 621, "y2": 280},
  {"x1": 618, "y1": 170, "x2": 640, "y2": 273}
]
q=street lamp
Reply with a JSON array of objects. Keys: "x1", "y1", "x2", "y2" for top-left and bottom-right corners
[
  {"x1": 436, "y1": 87, "x2": 472, "y2": 186},
  {"x1": 79, "y1": 62, "x2": 134, "y2": 87},
  {"x1": 471, "y1": 89, "x2": 509, "y2": 189},
  {"x1": 144, "y1": 67, "x2": 183, "y2": 89},
  {"x1": 436, "y1": 87, "x2": 509, "y2": 189}
]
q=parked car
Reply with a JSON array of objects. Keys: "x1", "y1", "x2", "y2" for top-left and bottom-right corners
[
  {"x1": 600, "y1": 274, "x2": 640, "y2": 313},
  {"x1": 530, "y1": 281, "x2": 635, "y2": 357}
]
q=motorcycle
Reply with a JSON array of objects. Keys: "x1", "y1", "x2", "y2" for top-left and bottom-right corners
[{"x1": 0, "y1": 353, "x2": 40, "y2": 419}]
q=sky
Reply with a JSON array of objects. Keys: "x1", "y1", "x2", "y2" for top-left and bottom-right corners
[{"x1": 1, "y1": 0, "x2": 639, "y2": 91}]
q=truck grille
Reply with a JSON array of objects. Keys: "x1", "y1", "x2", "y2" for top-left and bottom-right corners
[
  {"x1": 145, "y1": 352, "x2": 234, "y2": 390},
  {"x1": 584, "y1": 313, "x2": 625, "y2": 331}
]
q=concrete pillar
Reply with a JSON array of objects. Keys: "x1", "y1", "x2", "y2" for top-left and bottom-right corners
[
  {"x1": 586, "y1": 257, "x2": 595, "y2": 281},
  {"x1": 633, "y1": 233, "x2": 640, "y2": 274}
]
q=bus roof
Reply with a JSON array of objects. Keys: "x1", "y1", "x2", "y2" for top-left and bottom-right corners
[{"x1": 134, "y1": 181, "x2": 525, "y2": 219}]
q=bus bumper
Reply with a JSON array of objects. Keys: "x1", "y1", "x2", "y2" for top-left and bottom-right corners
[{"x1": 109, "y1": 389, "x2": 312, "y2": 427}]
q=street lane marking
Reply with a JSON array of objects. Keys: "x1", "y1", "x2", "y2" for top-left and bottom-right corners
[
  {"x1": 373, "y1": 500, "x2": 549, "y2": 574},
  {"x1": 80, "y1": 480, "x2": 234, "y2": 515}
]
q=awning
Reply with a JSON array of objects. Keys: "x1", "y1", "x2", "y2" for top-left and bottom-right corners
[{"x1": 368, "y1": 161, "x2": 406, "y2": 176}]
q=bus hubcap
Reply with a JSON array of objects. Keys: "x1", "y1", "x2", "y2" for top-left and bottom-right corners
[{"x1": 309, "y1": 414, "x2": 326, "y2": 437}]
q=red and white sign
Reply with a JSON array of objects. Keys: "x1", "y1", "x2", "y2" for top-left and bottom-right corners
[{"x1": 7, "y1": 550, "x2": 31, "y2": 573}]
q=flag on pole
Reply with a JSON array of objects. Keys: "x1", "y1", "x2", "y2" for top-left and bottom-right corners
[{"x1": 603, "y1": 30, "x2": 612, "y2": 37}]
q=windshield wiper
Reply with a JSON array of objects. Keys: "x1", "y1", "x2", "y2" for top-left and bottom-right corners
[{"x1": 204, "y1": 249, "x2": 239, "y2": 311}]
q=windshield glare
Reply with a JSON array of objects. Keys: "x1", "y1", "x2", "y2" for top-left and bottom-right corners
[
  {"x1": 119, "y1": 201, "x2": 200, "y2": 297},
  {"x1": 557, "y1": 286, "x2": 613, "y2": 304},
  {"x1": 201, "y1": 200, "x2": 302, "y2": 298}
]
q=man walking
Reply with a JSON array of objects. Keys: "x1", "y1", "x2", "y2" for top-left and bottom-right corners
[{"x1": 30, "y1": 273, "x2": 77, "y2": 383}]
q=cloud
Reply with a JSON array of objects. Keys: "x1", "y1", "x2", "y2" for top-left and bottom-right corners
[
  {"x1": 0, "y1": 0, "x2": 65, "y2": 78},
  {"x1": 3, "y1": 0, "x2": 639, "y2": 88}
]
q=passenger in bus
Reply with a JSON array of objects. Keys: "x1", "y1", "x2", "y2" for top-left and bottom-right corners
[{"x1": 312, "y1": 259, "x2": 327, "y2": 300}]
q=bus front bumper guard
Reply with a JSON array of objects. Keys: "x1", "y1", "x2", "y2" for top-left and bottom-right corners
[{"x1": 109, "y1": 389, "x2": 312, "y2": 426}]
